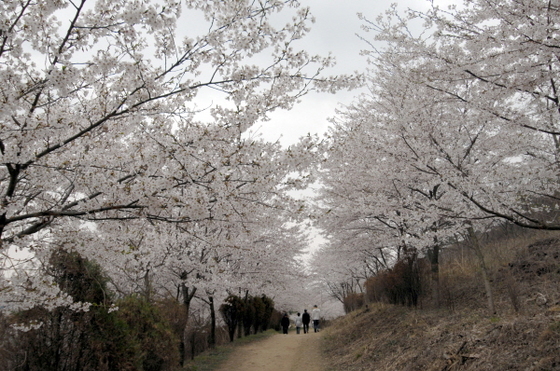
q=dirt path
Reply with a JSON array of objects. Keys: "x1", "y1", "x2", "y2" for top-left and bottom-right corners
[{"x1": 214, "y1": 331, "x2": 326, "y2": 371}]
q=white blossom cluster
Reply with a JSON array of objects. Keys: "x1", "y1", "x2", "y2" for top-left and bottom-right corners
[
  {"x1": 0, "y1": 0, "x2": 357, "y2": 313},
  {"x1": 311, "y1": 0, "x2": 560, "y2": 294}
]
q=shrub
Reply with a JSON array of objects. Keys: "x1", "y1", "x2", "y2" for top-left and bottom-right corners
[
  {"x1": 251, "y1": 296, "x2": 266, "y2": 334},
  {"x1": 343, "y1": 293, "x2": 365, "y2": 313},
  {"x1": 269, "y1": 309, "x2": 284, "y2": 331},
  {"x1": 116, "y1": 296, "x2": 180, "y2": 371},
  {"x1": 365, "y1": 254, "x2": 421, "y2": 307},
  {"x1": 4, "y1": 249, "x2": 181, "y2": 371},
  {"x1": 8, "y1": 249, "x2": 138, "y2": 371},
  {"x1": 260, "y1": 295, "x2": 275, "y2": 331},
  {"x1": 220, "y1": 295, "x2": 245, "y2": 342}
]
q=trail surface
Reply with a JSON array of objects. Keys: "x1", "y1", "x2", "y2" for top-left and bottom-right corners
[{"x1": 214, "y1": 331, "x2": 326, "y2": 371}]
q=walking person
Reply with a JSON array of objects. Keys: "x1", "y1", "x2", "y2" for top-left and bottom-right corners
[
  {"x1": 302, "y1": 309, "x2": 310, "y2": 334},
  {"x1": 295, "y1": 312, "x2": 303, "y2": 334},
  {"x1": 312, "y1": 305, "x2": 321, "y2": 332},
  {"x1": 281, "y1": 313, "x2": 290, "y2": 334}
]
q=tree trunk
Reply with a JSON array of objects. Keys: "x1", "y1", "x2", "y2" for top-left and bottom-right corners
[
  {"x1": 143, "y1": 268, "x2": 151, "y2": 302},
  {"x1": 427, "y1": 243, "x2": 440, "y2": 307},
  {"x1": 467, "y1": 227, "x2": 496, "y2": 315},
  {"x1": 179, "y1": 283, "x2": 197, "y2": 367},
  {"x1": 208, "y1": 296, "x2": 216, "y2": 348},
  {"x1": 237, "y1": 318, "x2": 243, "y2": 339}
]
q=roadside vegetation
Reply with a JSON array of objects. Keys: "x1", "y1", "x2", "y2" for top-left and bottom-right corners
[
  {"x1": 322, "y1": 228, "x2": 560, "y2": 371},
  {"x1": 0, "y1": 248, "x2": 284, "y2": 371}
]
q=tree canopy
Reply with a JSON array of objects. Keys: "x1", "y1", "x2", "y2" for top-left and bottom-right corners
[
  {"x1": 310, "y1": 0, "x2": 560, "y2": 300},
  {"x1": 0, "y1": 0, "x2": 355, "y2": 313}
]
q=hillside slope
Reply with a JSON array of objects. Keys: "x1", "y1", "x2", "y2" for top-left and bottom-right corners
[{"x1": 322, "y1": 238, "x2": 560, "y2": 371}]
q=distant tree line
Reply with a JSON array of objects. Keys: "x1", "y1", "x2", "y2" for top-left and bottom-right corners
[{"x1": 219, "y1": 293, "x2": 277, "y2": 342}]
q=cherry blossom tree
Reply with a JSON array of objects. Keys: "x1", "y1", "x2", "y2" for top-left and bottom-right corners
[
  {"x1": 359, "y1": 0, "x2": 560, "y2": 230},
  {"x1": 310, "y1": 108, "x2": 452, "y2": 305},
  {"x1": 0, "y1": 0, "x2": 356, "y2": 312},
  {"x1": 310, "y1": 0, "x2": 560, "y2": 312}
]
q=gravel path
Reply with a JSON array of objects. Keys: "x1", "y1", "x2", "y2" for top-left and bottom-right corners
[{"x1": 214, "y1": 331, "x2": 326, "y2": 371}]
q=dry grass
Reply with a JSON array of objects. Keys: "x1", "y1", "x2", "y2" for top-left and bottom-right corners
[{"x1": 322, "y1": 230, "x2": 560, "y2": 371}]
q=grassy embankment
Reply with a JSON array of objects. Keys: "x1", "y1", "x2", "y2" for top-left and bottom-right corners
[{"x1": 321, "y1": 229, "x2": 560, "y2": 371}]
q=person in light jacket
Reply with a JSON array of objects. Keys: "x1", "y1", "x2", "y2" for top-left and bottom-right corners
[
  {"x1": 312, "y1": 305, "x2": 321, "y2": 332},
  {"x1": 295, "y1": 312, "x2": 303, "y2": 334}
]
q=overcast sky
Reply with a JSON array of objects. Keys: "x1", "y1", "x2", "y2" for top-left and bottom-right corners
[
  {"x1": 247, "y1": 0, "x2": 459, "y2": 257},
  {"x1": 254, "y1": 0, "x2": 453, "y2": 146}
]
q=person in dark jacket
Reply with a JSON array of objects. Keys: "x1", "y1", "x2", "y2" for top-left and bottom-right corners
[
  {"x1": 281, "y1": 313, "x2": 290, "y2": 334},
  {"x1": 301, "y1": 309, "x2": 311, "y2": 334}
]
